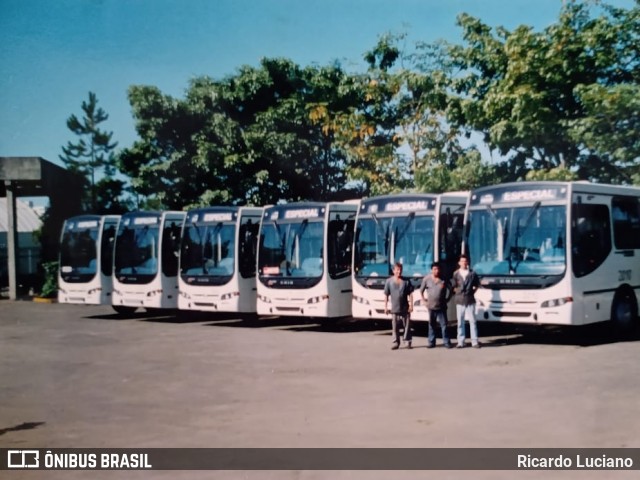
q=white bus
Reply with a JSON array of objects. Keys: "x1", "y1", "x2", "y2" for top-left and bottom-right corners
[
  {"x1": 464, "y1": 181, "x2": 640, "y2": 335},
  {"x1": 351, "y1": 192, "x2": 468, "y2": 321},
  {"x1": 178, "y1": 206, "x2": 262, "y2": 313},
  {"x1": 112, "y1": 210, "x2": 185, "y2": 313},
  {"x1": 257, "y1": 201, "x2": 357, "y2": 318},
  {"x1": 58, "y1": 214, "x2": 120, "y2": 305}
]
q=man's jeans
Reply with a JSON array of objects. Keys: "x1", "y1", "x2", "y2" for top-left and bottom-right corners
[
  {"x1": 391, "y1": 313, "x2": 411, "y2": 344},
  {"x1": 456, "y1": 304, "x2": 478, "y2": 346},
  {"x1": 428, "y1": 309, "x2": 450, "y2": 346}
]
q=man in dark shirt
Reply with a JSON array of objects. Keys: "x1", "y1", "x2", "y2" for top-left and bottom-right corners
[
  {"x1": 384, "y1": 262, "x2": 414, "y2": 350},
  {"x1": 419, "y1": 262, "x2": 452, "y2": 348},
  {"x1": 451, "y1": 254, "x2": 481, "y2": 348}
]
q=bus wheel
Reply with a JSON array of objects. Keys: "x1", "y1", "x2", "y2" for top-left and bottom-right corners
[
  {"x1": 112, "y1": 305, "x2": 138, "y2": 315},
  {"x1": 611, "y1": 288, "x2": 639, "y2": 338}
]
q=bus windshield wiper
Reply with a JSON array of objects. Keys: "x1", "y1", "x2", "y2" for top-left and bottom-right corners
[
  {"x1": 269, "y1": 218, "x2": 286, "y2": 263},
  {"x1": 205, "y1": 222, "x2": 224, "y2": 271},
  {"x1": 188, "y1": 220, "x2": 208, "y2": 273},
  {"x1": 486, "y1": 205, "x2": 511, "y2": 272},
  {"x1": 296, "y1": 218, "x2": 309, "y2": 240},
  {"x1": 372, "y1": 213, "x2": 391, "y2": 258},
  {"x1": 511, "y1": 201, "x2": 541, "y2": 274},
  {"x1": 394, "y1": 212, "x2": 415, "y2": 246},
  {"x1": 289, "y1": 219, "x2": 309, "y2": 270}
]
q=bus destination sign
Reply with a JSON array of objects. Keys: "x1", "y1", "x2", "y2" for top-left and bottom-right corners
[
  {"x1": 470, "y1": 185, "x2": 568, "y2": 206},
  {"x1": 362, "y1": 196, "x2": 436, "y2": 215}
]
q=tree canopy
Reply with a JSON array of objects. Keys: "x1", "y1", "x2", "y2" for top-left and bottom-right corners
[
  {"x1": 104, "y1": 0, "x2": 640, "y2": 210},
  {"x1": 448, "y1": 0, "x2": 639, "y2": 183},
  {"x1": 119, "y1": 59, "x2": 360, "y2": 209}
]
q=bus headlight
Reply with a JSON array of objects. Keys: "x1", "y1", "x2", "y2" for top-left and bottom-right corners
[
  {"x1": 541, "y1": 297, "x2": 573, "y2": 308},
  {"x1": 146, "y1": 289, "x2": 162, "y2": 297},
  {"x1": 353, "y1": 295, "x2": 370, "y2": 305},
  {"x1": 87, "y1": 287, "x2": 102, "y2": 295},
  {"x1": 258, "y1": 294, "x2": 271, "y2": 303},
  {"x1": 220, "y1": 291, "x2": 240, "y2": 301},
  {"x1": 307, "y1": 295, "x2": 329, "y2": 304}
]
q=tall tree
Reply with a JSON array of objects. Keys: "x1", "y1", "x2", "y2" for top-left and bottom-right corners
[
  {"x1": 120, "y1": 58, "x2": 358, "y2": 208},
  {"x1": 313, "y1": 34, "x2": 496, "y2": 195},
  {"x1": 118, "y1": 83, "x2": 220, "y2": 209},
  {"x1": 566, "y1": 2, "x2": 640, "y2": 184},
  {"x1": 311, "y1": 34, "x2": 407, "y2": 196},
  {"x1": 402, "y1": 40, "x2": 497, "y2": 192},
  {"x1": 215, "y1": 58, "x2": 350, "y2": 204},
  {"x1": 569, "y1": 83, "x2": 640, "y2": 184},
  {"x1": 59, "y1": 92, "x2": 125, "y2": 212},
  {"x1": 448, "y1": 0, "x2": 640, "y2": 183}
]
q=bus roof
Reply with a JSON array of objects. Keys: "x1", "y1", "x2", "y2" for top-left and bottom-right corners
[{"x1": 472, "y1": 180, "x2": 639, "y2": 195}]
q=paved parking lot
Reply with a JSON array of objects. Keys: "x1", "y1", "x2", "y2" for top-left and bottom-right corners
[{"x1": 1, "y1": 300, "x2": 639, "y2": 479}]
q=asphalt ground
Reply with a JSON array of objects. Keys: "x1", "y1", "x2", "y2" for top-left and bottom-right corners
[{"x1": 1, "y1": 300, "x2": 639, "y2": 480}]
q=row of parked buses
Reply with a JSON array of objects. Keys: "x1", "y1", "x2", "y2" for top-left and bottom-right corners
[{"x1": 57, "y1": 181, "x2": 640, "y2": 336}]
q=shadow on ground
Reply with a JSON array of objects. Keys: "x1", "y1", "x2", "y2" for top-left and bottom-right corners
[
  {"x1": 83, "y1": 307, "x2": 639, "y2": 346},
  {"x1": 0, "y1": 421, "x2": 46, "y2": 437},
  {"x1": 356, "y1": 320, "x2": 639, "y2": 348},
  {"x1": 204, "y1": 315, "x2": 392, "y2": 333},
  {"x1": 83, "y1": 308, "x2": 174, "y2": 322},
  {"x1": 467, "y1": 321, "x2": 640, "y2": 348}
]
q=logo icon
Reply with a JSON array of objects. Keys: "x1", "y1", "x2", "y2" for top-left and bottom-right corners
[{"x1": 7, "y1": 450, "x2": 40, "y2": 468}]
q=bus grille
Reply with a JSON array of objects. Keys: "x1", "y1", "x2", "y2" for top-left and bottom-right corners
[
  {"x1": 492, "y1": 311, "x2": 531, "y2": 318},
  {"x1": 276, "y1": 306, "x2": 301, "y2": 312}
]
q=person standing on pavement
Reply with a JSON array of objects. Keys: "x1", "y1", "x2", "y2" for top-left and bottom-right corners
[
  {"x1": 420, "y1": 262, "x2": 452, "y2": 348},
  {"x1": 451, "y1": 254, "x2": 481, "y2": 348},
  {"x1": 384, "y1": 262, "x2": 414, "y2": 350}
]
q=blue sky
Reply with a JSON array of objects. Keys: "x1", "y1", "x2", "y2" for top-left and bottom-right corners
[{"x1": 0, "y1": 0, "x2": 635, "y2": 173}]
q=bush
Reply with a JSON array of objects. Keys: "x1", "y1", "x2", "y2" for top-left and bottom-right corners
[{"x1": 39, "y1": 261, "x2": 58, "y2": 298}]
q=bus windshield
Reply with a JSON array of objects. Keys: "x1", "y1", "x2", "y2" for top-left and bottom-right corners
[
  {"x1": 467, "y1": 204, "x2": 567, "y2": 277},
  {"x1": 180, "y1": 221, "x2": 235, "y2": 285},
  {"x1": 114, "y1": 220, "x2": 160, "y2": 279},
  {"x1": 259, "y1": 219, "x2": 324, "y2": 279},
  {"x1": 59, "y1": 220, "x2": 100, "y2": 282},
  {"x1": 354, "y1": 214, "x2": 434, "y2": 281}
]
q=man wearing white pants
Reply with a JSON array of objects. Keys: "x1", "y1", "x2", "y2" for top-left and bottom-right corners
[{"x1": 451, "y1": 254, "x2": 481, "y2": 348}]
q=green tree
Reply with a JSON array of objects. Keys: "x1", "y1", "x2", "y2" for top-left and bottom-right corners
[
  {"x1": 314, "y1": 34, "x2": 496, "y2": 195},
  {"x1": 216, "y1": 58, "x2": 355, "y2": 204},
  {"x1": 403, "y1": 41, "x2": 497, "y2": 192},
  {"x1": 120, "y1": 58, "x2": 357, "y2": 208},
  {"x1": 118, "y1": 83, "x2": 222, "y2": 209},
  {"x1": 566, "y1": 0, "x2": 639, "y2": 184},
  {"x1": 312, "y1": 34, "x2": 408, "y2": 196},
  {"x1": 60, "y1": 92, "x2": 125, "y2": 212},
  {"x1": 568, "y1": 83, "x2": 640, "y2": 184},
  {"x1": 448, "y1": 0, "x2": 639, "y2": 183},
  {"x1": 525, "y1": 166, "x2": 579, "y2": 181}
]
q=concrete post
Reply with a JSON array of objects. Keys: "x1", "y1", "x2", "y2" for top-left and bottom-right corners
[{"x1": 5, "y1": 180, "x2": 19, "y2": 300}]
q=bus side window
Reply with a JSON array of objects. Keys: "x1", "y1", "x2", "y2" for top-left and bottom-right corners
[
  {"x1": 572, "y1": 203, "x2": 611, "y2": 277},
  {"x1": 328, "y1": 217, "x2": 354, "y2": 279},
  {"x1": 439, "y1": 208, "x2": 463, "y2": 279},
  {"x1": 101, "y1": 225, "x2": 116, "y2": 276},
  {"x1": 162, "y1": 222, "x2": 181, "y2": 277},
  {"x1": 612, "y1": 196, "x2": 640, "y2": 250},
  {"x1": 239, "y1": 218, "x2": 260, "y2": 278}
]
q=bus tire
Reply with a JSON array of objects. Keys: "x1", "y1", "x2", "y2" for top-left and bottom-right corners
[
  {"x1": 112, "y1": 305, "x2": 138, "y2": 315},
  {"x1": 611, "y1": 287, "x2": 639, "y2": 338}
]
